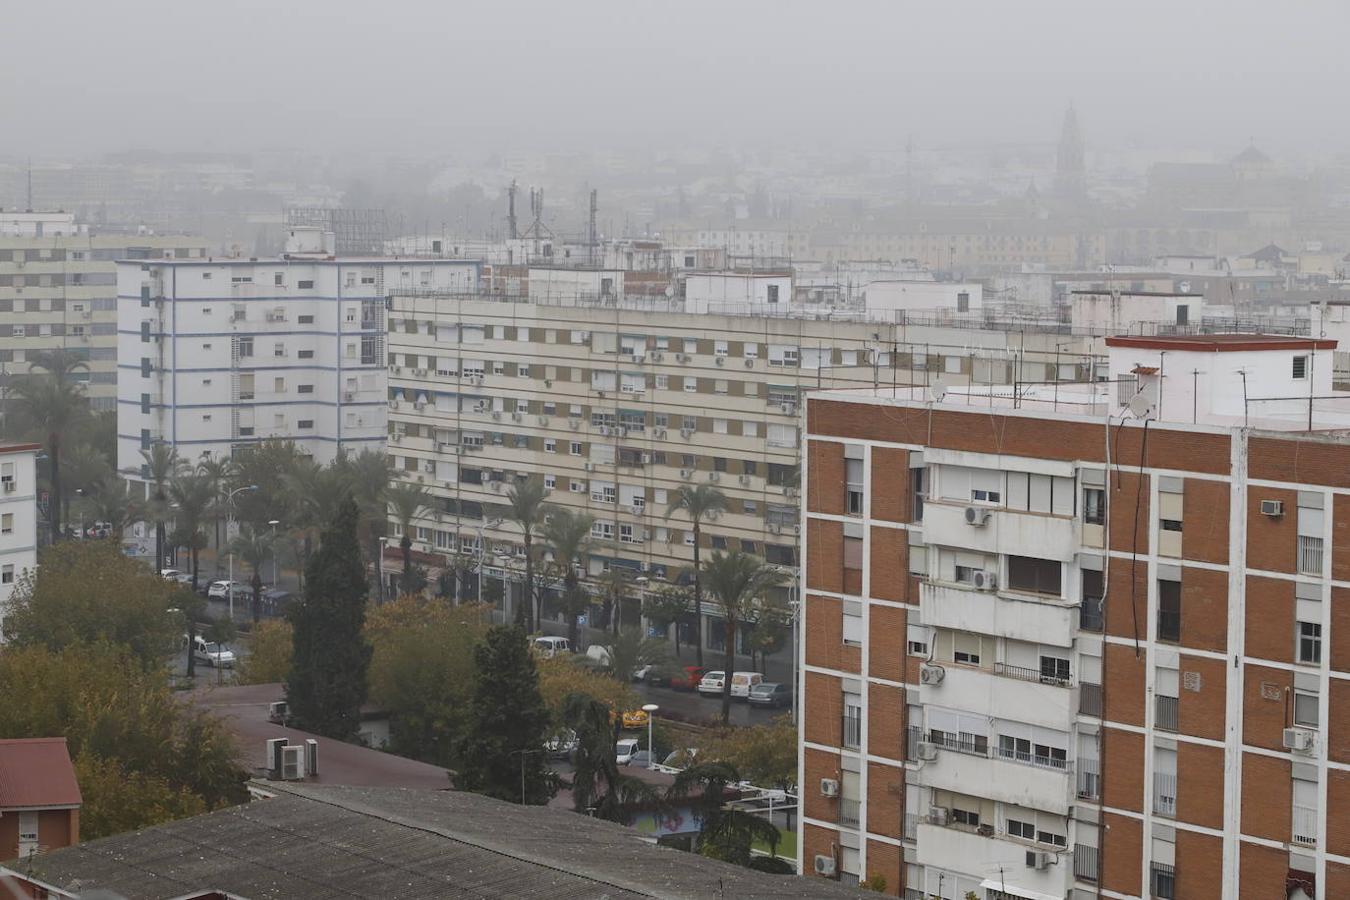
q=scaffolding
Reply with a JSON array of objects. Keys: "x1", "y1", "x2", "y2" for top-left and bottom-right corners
[{"x1": 284, "y1": 207, "x2": 388, "y2": 256}]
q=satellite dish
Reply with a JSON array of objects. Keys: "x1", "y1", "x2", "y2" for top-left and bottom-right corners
[
  {"x1": 929, "y1": 380, "x2": 948, "y2": 403},
  {"x1": 1127, "y1": 394, "x2": 1153, "y2": 419}
]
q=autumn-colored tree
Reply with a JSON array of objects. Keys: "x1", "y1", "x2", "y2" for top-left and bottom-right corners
[
  {"x1": 535, "y1": 656, "x2": 637, "y2": 725},
  {"x1": 699, "y1": 716, "x2": 797, "y2": 789},
  {"x1": 236, "y1": 619, "x2": 294, "y2": 685}
]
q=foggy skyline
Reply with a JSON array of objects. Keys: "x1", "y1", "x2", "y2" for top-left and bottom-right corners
[{"x1": 5, "y1": 0, "x2": 1350, "y2": 160}]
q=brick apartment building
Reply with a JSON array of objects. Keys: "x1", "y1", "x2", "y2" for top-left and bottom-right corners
[{"x1": 799, "y1": 334, "x2": 1348, "y2": 899}]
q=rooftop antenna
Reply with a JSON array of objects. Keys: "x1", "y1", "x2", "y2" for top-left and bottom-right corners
[
  {"x1": 588, "y1": 188, "x2": 598, "y2": 267},
  {"x1": 26, "y1": 157, "x2": 33, "y2": 212},
  {"x1": 507, "y1": 180, "x2": 518, "y2": 240}
]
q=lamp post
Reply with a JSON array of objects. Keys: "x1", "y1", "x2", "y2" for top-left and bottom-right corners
[
  {"x1": 790, "y1": 571, "x2": 801, "y2": 726},
  {"x1": 378, "y1": 536, "x2": 391, "y2": 604},
  {"x1": 74, "y1": 489, "x2": 85, "y2": 540},
  {"x1": 268, "y1": 519, "x2": 280, "y2": 588},
  {"x1": 508, "y1": 748, "x2": 543, "y2": 805},
  {"x1": 225, "y1": 484, "x2": 259, "y2": 622},
  {"x1": 642, "y1": 703, "x2": 659, "y2": 769}
]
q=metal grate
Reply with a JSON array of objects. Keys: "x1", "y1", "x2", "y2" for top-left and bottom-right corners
[{"x1": 1155, "y1": 695, "x2": 1179, "y2": 732}]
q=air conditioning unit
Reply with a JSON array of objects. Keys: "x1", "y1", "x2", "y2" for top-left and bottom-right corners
[
  {"x1": 1260, "y1": 499, "x2": 1284, "y2": 517},
  {"x1": 267, "y1": 700, "x2": 288, "y2": 724},
  {"x1": 510, "y1": 412, "x2": 522, "y2": 422},
  {"x1": 304, "y1": 739, "x2": 318, "y2": 777},
  {"x1": 599, "y1": 425, "x2": 610, "y2": 436},
  {"x1": 964, "y1": 506, "x2": 992, "y2": 526},
  {"x1": 819, "y1": 778, "x2": 839, "y2": 797},
  {"x1": 569, "y1": 419, "x2": 581, "y2": 430},
  {"x1": 281, "y1": 744, "x2": 305, "y2": 780},
  {"x1": 785, "y1": 487, "x2": 799, "y2": 498},
  {"x1": 653, "y1": 352, "x2": 664, "y2": 362},
  {"x1": 680, "y1": 469, "x2": 693, "y2": 480},
  {"x1": 538, "y1": 416, "x2": 549, "y2": 425},
  {"x1": 927, "y1": 806, "x2": 949, "y2": 826},
  {"x1": 343, "y1": 391, "x2": 356, "y2": 402},
  {"x1": 390, "y1": 434, "x2": 403, "y2": 443},
  {"x1": 813, "y1": 855, "x2": 837, "y2": 877},
  {"x1": 414, "y1": 399, "x2": 426, "y2": 410},
  {"x1": 544, "y1": 379, "x2": 553, "y2": 388},
  {"x1": 972, "y1": 570, "x2": 998, "y2": 591},
  {"x1": 388, "y1": 399, "x2": 401, "y2": 409},
  {"x1": 708, "y1": 472, "x2": 720, "y2": 482},
  {"x1": 631, "y1": 353, "x2": 644, "y2": 364},
  {"x1": 631, "y1": 505, "x2": 644, "y2": 516},
  {"x1": 490, "y1": 481, "x2": 502, "y2": 492},
  {"x1": 768, "y1": 523, "x2": 781, "y2": 534},
  {"x1": 676, "y1": 353, "x2": 689, "y2": 363},
  {"x1": 739, "y1": 474, "x2": 751, "y2": 485},
  {"x1": 781, "y1": 402, "x2": 797, "y2": 415},
  {"x1": 473, "y1": 402, "x2": 488, "y2": 413},
  {"x1": 916, "y1": 741, "x2": 939, "y2": 761},
  {"x1": 715, "y1": 356, "x2": 725, "y2": 366},
  {"x1": 1026, "y1": 851, "x2": 1051, "y2": 871},
  {"x1": 472, "y1": 376, "x2": 484, "y2": 386},
  {"x1": 680, "y1": 428, "x2": 694, "y2": 439},
  {"x1": 654, "y1": 428, "x2": 667, "y2": 438},
  {"x1": 1283, "y1": 727, "x2": 1315, "y2": 752},
  {"x1": 584, "y1": 462, "x2": 595, "y2": 472},
  {"x1": 413, "y1": 368, "x2": 427, "y2": 376},
  {"x1": 920, "y1": 664, "x2": 945, "y2": 685},
  {"x1": 1, "y1": 481, "x2": 14, "y2": 493},
  {"x1": 744, "y1": 358, "x2": 754, "y2": 368},
  {"x1": 491, "y1": 411, "x2": 502, "y2": 421}
]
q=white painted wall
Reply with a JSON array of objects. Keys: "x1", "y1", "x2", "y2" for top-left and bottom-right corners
[
  {"x1": 1071, "y1": 292, "x2": 1203, "y2": 334},
  {"x1": 0, "y1": 446, "x2": 39, "y2": 639},
  {"x1": 863, "y1": 281, "x2": 982, "y2": 315},
  {"x1": 683, "y1": 272, "x2": 792, "y2": 314}
]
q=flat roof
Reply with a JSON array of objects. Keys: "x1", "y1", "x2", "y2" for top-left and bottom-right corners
[
  {"x1": 0, "y1": 442, "x2": 41, "y2": 454},
  {"x1": 1104, "y1": 334, "x2": 1337, "y2": 352},
  {"x1": 29, "y1": 783, "x2": 868, "y2": 900}
]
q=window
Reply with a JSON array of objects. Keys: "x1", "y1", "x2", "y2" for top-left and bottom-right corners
[
  {"x1": 299, "y1": 349, "x2": 314, "y2": 359},
  {"x1": 971, "y1": 487, "x2": 1000, "y2": 504},
  {"x1": 299, "y1": 314, "x2": 314, "y2": 324},
  {"x1": 0, "y1": 513, "x2": 10, "y2": 534},
  {"x1": 298, "y1": 279, "x2": 315, "y2": 289},
  {"x1": 845, "y1": 458, "x2": 863, "y2": 515},
  {"x1": 952, "y1": 631, "x2": 982, "y2": 665},
  {"x1": 544, "y1": 439, "x2": 557, "y2": 453},
  {"x1": 570, "y1": 442, "x2": 582, "y2": 456},
  {"x1": 298, "y1": 384, "x2": 314, "y2": 394},
  {"x1": 1083, "y1": 488, "x2": 1104, "y2": 525},
  {"x1": 1157, "y1": 579, "x2": 1181, "y2": 642},
  {"x1": 954, "y1": 565, "x2": 976, "y2": 584},
  {"x1": 1006, "y1": 556, "x2": 1061, "y2": 596},
  {"x1": 1293, "y1": 355, "x2": 1308, "y2": 380},
  {"x1": 1039, "y1": 655, "x2": 1071, "y2": 684},
  {"x1": 238, "y1": 337, "x2": 254, "y2": 357},
  {"x1": 297, "y1": 420, "x2": 314, "y2": 429},
  {"x1": 1006, "y1": 818, "x2": 1035, "y2": 840},
  {"x1": 1081, "y1": 569, "x2": 1105, "y2": 631},
  {"x1": 1297, "y1": 621, "x2": 1322, "y2": 664},
  {"x1": 951, "y1": 806, "x2": 980, "y2": 828},
  {"x1": 1, "y1": 564, "x2": 12, "y2": 584},
  {"x1": 1294, "y1": 690, "x2": 1319, "y2": 728}
]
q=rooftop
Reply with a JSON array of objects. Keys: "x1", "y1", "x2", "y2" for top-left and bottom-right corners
[
  {"x1": 1104, "y1": 333, "x2": 1336, "y2": 352},
  {"x1": 27, "y1": 783, "x2": 866, "y2": 900},
  {"x1": 0, "y1": 738, "x2": 82, "y2": 810}
]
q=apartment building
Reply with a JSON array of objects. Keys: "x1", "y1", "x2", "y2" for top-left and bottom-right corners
[
  {"x1": 0, "y1": 211, "x2": 208, "y2": 410},
  {"x1": 115, "y1": 228, "x2": 479, "y2": 475},
  {"x1": 0, "y1": 442, "x2": 39, "y2": 640},
  {"x1": 800, "y1": 333, "x2": 1349, "y2": 899},
  {"x1": 381, "y1": 291, "x2": 1100, "y2": 655}
]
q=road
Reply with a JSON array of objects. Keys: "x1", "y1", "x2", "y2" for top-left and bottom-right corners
[{"x1": 631, "y1": 681, "x2": 789, "y2": 728}]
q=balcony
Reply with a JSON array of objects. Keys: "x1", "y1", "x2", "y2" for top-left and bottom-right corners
[
  {"x1": 921, "y1": 661, "x2": 1073, "y2": 731},
  {"x1": 914, "y1": 823, "x2": 1075, "y2": 899},
  {"x1": 1150, "y1": 863, "x2": 1175, "y2": 900},
  {"x1": 839, "y1": 798, "x2": 861, "y2": 829},
  {"x1": 841, "y1": 713, "x2": 862, "y2": 751},
  {"x1": 921, "y1": 500, "x2": 1078, "y2": 562},
  {"x1": 1292, "y1": 808, "x2": 1317, "y2": 848},
  {"x1": 920, "y1": 580, "x2": 1074, "y2": 648},
  {"x1": 1298, "y1": 535, "x2": 1323, "y2": 576},
  {"x1": 1074, "y1": 844, "x2": 1099, "y2": 882},
  {"x1": 1076, "y1": 758, "x2": 1100, "y2": 801},
  {"x1": 1155, "y1": 695, "x2": 1178, "y2": 732},
  {"x1": 916, "y1": 733, "x2": 1074, "y2": 815},
  {"x1": 1153, "y1": 772, "x2": 1176, "y2": 817}
]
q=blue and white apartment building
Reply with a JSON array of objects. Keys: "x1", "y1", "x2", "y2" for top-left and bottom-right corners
[{"x1": 116, "y1": 227, "x2": 480, "y2": 477}]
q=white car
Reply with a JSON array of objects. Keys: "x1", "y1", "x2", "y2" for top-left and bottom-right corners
[
  {"x1": 615, "y1": 738, "x2": 641, "y2": 766},
  {"x1": 697, "y1": 671, "x2": 726, "y2": 696},
  {"x1": 532, "y1": 636, "x2": 571, "y2": 658},
  {"x1": 187, "y1": 635, "x2": 236, "y2": 668},
  {"x1": 207, "y1": 580, "x2": 250, "y2": 601}
]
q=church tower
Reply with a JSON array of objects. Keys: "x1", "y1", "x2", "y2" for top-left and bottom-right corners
[{"x1": 1054, "y1": 103, "x2": 1087, "y2": 202}]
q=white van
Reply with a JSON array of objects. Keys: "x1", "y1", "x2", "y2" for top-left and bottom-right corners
[
  {"x1": 729, "y1": 672, "x2": 764, "y2": 699},
  {"x1": 188, "y1": 635, "x2": 236, "y2": 669},
  {"x1": 532, "y1": 636, "x2": 571, "y2": 658}
]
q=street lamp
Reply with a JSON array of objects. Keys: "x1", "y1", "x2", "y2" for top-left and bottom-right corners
[
  {"x1": 225, "y1": 484, "x2": 259, "y2": 622},
  {"x1": 74, "y1": 489, "x2": 85, "y2": 540},
  {"x1": 642, "y1": 703, "x2": 659, "y2": 769},
  {"x1": 508, "y1": 748, "x2": 544, "y2": 805},
  {"x1": 268, "y1": 519, "x2": 280, "y2": 588}
]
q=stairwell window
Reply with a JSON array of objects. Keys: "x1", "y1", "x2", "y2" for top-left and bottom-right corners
[
  {"x1": 1297, "y1": 621, "x2": 1322, "y2": 665},
  {"x1": 1293, "y1": 355, "x2": 1309, "y2": 379},
  {"x1": 1294, "y1": 690, "x2": 1319, "y2": 728},
  {"x1": 1157, "y1": 579, "x2": 1181, "y2": 642},
  {"x1": 238, "y1": 337, "x2": 254, "y2": 357}
]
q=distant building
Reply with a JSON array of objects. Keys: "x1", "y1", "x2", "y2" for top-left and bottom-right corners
[
  {"x1": 0, "y1": 442, "x2": 39, "y2": 640},
  {"x1": 0, "y1": 738, "x2": 82, "y2": 861},
  {"x1": 1054, "y1": 104, "x2": 1088, "y2": 203}
]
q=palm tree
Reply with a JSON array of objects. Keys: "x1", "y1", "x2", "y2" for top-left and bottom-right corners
[
  {"x1": 196, "y1": 456, "x2": 237, "y2": 558},
  {"x1": 666, "y1": 760, "x2": 780, "y2": 864},
  {"x1": 140, "y1": 443, "x2": 181, "y2": 571},
  {"x1": 702, "y1": 550, "x2": 786, "y2": 725},
  {"x1": 168, "y1": 471, "x2": 214, "y2": 592},
  {"x1": 62, "y1": 442, "x2": 111, "y2": 533},
  {"x1": 230, "y1": 525, "x2": 273, "y2": 623},
  {"x1": 386, "y1": 480, "x2": 433, "y2": 598},
  {"x1": 562, "y1": 693, "x2": 662, "y2": 823},
  {"x1": 7, "y1": 349, "x2": 91, "y2": 543},
  {"x1": 347, "y1": 448, "x2": 391, "y2": 590},
  {"x1": 282, "y1": 456, "x2": 351, "y2": 583},
  {"x1": 665, "y1": 484, "x2": 726, "y2": 667},
  {"x1": 596, "y1": 567, "x2": 633, "y2": 635},
  {"x1": 505, "y1": 475, "x2": 549, "y2": 632},
  {"x1": 542, "y1": 508, "x2": 593, "y2": 648},
  {"x1": 88, "y1": 478, "x2": 143, "y2": 538}
]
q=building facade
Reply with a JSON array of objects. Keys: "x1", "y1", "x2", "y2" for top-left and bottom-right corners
[
  {"x1": 382, "y1": 292, "x2": 1100, "y2": 657},
  {"x1": 800, "y1": 335, "x2": 1349, "y2": 899},
  {"x1": 115, "y1": 232, "x2": 479, "y2": 474},
  {"x1": 0, "y1": 211, "x2": 208, "y2": 410},
  {"x1": 0, "y1": 442, "x2": 39, "y2": 640}
]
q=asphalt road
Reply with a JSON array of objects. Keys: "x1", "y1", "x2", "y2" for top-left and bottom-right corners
[{"x1": 631, "y1": 681, "x2": 790, "y2": 727}]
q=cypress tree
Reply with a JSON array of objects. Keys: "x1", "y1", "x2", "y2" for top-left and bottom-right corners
[
  {"x1": 286, "y1": 498, "x2": 371, "y2": 740},
  {"x1": 455, "y1": 625, "x2": 555, "y2": 804}
]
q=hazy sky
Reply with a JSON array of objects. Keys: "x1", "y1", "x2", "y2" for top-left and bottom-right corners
[{"x1": 6, "y1": 0, "x2": 1349, "y2": 159}]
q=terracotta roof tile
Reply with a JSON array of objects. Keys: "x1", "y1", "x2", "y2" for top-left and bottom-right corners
[{"x1": 0, "y1": 738, "x2": 82, "y2": 809}]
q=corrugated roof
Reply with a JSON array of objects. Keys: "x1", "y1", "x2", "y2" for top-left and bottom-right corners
[
  {"x1": 31, "y1": 784, "x2": 869, "y2": 900},
  {"x1": 0, "y1": 738, "x2": 82, "y2": 810}
]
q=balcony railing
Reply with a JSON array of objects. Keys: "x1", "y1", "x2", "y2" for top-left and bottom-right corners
[
  {"x1": 905, "y1": 725, "x2": 925, "y2": 760},
  {"x1": 1150, "y1": 862, "x2": 1176, "y2": 899},
  {"x1": 993, "y1": 661, "x2": 1071, "y2": 687},
  {"x1": 1298, "y1": 535, "x2": 1324, "y2": 575},
  {"x1": 1153, "y1": 772, "x2": 1177, "y2": 817},
  {"x1": 1156, "y1": 695, "x2": 1179, "y2": 733},
  {"x1": 842, "y1": 714, "x2": 862, "y2": 750},
  {"x1": 994, "y1": 745, "x2": 1071, "y2": 772},
  {"x1": 1074, "y1": 844, "x2": 1099, "y2": 882},
  {"x1": 839, "y1": 798, "x2": 861, "y2": 828},
  {"x1": 904, "y1": 813, "x2": 919, "y2": 840},
  {"x1": 1077, "y1": 759, "x2": 1101, "y2": 801},
  {"x1": 929, "y1": 729, "x2": 990, "y2": 758},
  {"x1": 1079, "y1": 597, "x2": 1104, "y2": 632},
  {"x1": 1292, "y1": 807, "x2": 1318, "y2": 848},
  {"x1": 1080, "y1": 682, "x2": 1103, "y2": 717}
]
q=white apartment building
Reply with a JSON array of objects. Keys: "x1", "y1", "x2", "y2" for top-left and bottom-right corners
[
  {"x1": 116, "y1": 229, "x2": 480, "y2": 474},
  {"x1": 0, "y1": 442, "x2": 40, "y2": 640},
  {"x1": 1, "y1": 211, "x2": 208, "y2": 410}
]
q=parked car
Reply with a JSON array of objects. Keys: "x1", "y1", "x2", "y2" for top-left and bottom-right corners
[
  {"x1": 696, "y1": 671, "x2": 726, "y2": 696},
  {"x1": 160, "y1": 569, "x2": 193, "y2": 587},
  {"x1": 532, "y1": 636, "x2": 571, "y2": 658},
  {"x1": 207, "y1": 580, "x2": 250, "y2": 601},
  {"x1": 729, "y1": 671, "x2": 765, "y2": 699},
  {"x1": 619, "y1": 708, "x2": 650, "y2": 729},
  {"x1": 628, "y1": 750, "x2": 654, "y2": 768},
  {"x1": 583, "y1": 644, "x2": 612, "y2": 668},
  {"x1": 747, "y1": 682, "x2": 793, "y2": 708},
  {"x1": 615, "y1": 738, "x2": 641, "y2": 765},
  {"x1": 662, "y1": 748, "x2": 699, "y2": 768},
  {"x1": 668, "y1": 666, "x2": 706, "y2": 691},
  {"x1": 631, "y1": 664, "x2": 654, "y2": 682},
  {"x1": 187, "y1": 634, "x2": 235, "y2": 669},
  {"x1": 545, "y1": 729, "x2": 578, "y2": 760}
]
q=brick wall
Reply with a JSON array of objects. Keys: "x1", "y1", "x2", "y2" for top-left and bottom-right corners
[
  {"x1": 1183, "y1": 477, "x2": 1230, "y2": 564},
  {"x1": 1249, "y1": 434, "x2": 1350, "y2": 487},
  {"x1": 1327, "y1": 863, "x2": 1350, "y2": 900},
  {"x1": 1109, "y1": 470, "x2": 1151, "y2": 555},
  {"x1": 870, "y1": 447, "x2": 910, "y2": 523},
  {"x1": 804, "y1": 671, "x2": 843, "y2": 747},
  {"x1": 808, "y1": 440, "x2": 845, "y2": 516},
  {"x1": 1176, "y1": 741, "x2": 1225, "y2": 829},
  {"x1": 1103, "y1": 642, "x2": 1146, "y2": 727},
  {"x1": 867, "y1": 682, "x2": 905, "y2": 761},
  {"x1": 1331, "y1": 677, "x2": 1350, "y2": 764},
  {"x1": 1101, "y1": 726, "x2": 1144, "y2": 813},
  {"x1": 1245, "y1": 487, "x2": 1297, "y2": 574},
  {"x1": 1177, "y1": 653, "x2": 1226, "y2": 742},
  {"x1": 864, "y1": 840, "x2": 902, "y2": 898},
  {"x1": 868, "y1": 526, "x2": 909, "y2": 603},
  {"x1": 1105, "y1": 559, "x2": 1149, "y2": 643},
  {"x1": 1175, "y1": 829, "x2": 1223, "y2": 900},
  {"x1": 1180, "y1": 564, "x2": 1227, "y2": 652},
  {"x1": 1238, "y1": 840, "x2": 1289, "y2": 899},
  {"x1": 1100, "y1": 811, "x2": 1143, "y2": 897},
  {"x1": 868, "y1": 604, "x2": 906, "y2": 683},
  {"x1": 1245, "y1": 575, "x2": 1295, "y2": 664},
  {"x1": 1327, "y1": 768, "x2": 1350, "y2": 858},
  {"x1": 806, "y1": 594, "x2": 857, "y2": 673},
  {"x1": 1334, "y1": 494, "x2": 1350, "y2": 581},
  {"x1": 807, "y1": 519, "x2": 843, "y2": 593},
  {"x1": 866, "y1": 761, "x2": 904, "y2": 840},
  {"x1": 1240, "y1": 752, "x2": 1291, "y2": 842},
  {"x1": 1241, "y1": 664, "x2": 1293, "y2": 751},
  {"x1": 1333, "y1": 587, "x2": 1350, "y2": 674},
  {"x1": 802, "y1": 746, "x2": 841, "y2": 823},
  {"x1": 802, "y1": 823, "x2": 840, "y2": 887}
]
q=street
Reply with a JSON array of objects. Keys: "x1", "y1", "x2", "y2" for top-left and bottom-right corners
[{"x1": 631, "y1": 680, "x2": 787, "y2": 727}]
